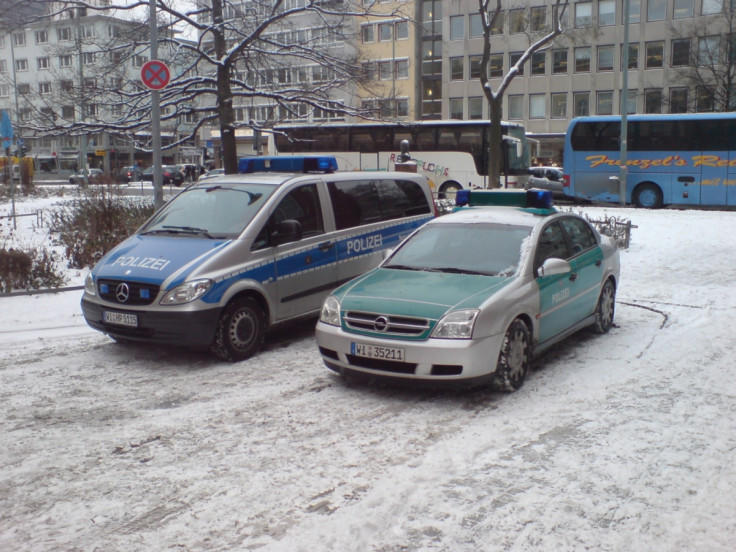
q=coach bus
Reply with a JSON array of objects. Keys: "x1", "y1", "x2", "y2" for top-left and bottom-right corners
[
  {"x1": 271, "y1": 120, "x2": 530, "y2": 198},
  {"x1": 563, "y1": 113, "x2": 736, "y2": 208}
]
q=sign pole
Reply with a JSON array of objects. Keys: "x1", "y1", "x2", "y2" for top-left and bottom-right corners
[{"x1": 149, "y1": 0, "x2": 163, "y2": 209}]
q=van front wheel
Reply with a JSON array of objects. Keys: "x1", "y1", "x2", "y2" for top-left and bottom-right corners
[{"x1": 211, "y1": 297, "x2": 266, "y2": 362}]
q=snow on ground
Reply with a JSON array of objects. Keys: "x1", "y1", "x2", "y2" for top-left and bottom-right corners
[{"x1": 0, "y1": 190, "x2": 734, "y2": 551}]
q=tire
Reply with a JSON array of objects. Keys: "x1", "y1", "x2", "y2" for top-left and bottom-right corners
[
  {"x1": 211, "y1": 297, "x2": 266, "y2": 362},
  {"x1": 633, "y1": 183, "x2": 663, "y2": 208},
  {"x1": 439, "y1": 181, "x2": 462, "y2": 200},
  {"x1": 493, "y1": 319, "x2": 531, "y2": 392},
  {"x1": 593, "y1": 279, "x2": 616, "y2": 334}
]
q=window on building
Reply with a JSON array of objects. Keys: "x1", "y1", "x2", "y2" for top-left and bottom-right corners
[
  {"x1": 622, "y1": 43, "x2": 639, "y2": 69},
  {"x1": 510, "y1": 9, "x2": 526, "y2": 33},
  {"x1": 39, "y1": 82, "x2": 51, "y2": 95},
  {"x1": 530, "y1": 94, "x2": 546, "y2": 118},
  {"x1": 697, "y1": 87, "x2": 715, "y2": 111},
  {"x1": 451, "y1": 57, "x2": 464, "y2": 80},
  {"x1": 574, "y1": 92, "x2": 590, "y2": 116},
  {"x1": 530, "y1": 6, "x2": 546, "y2": 31},
  {"x1": 575, "y1": 47, "x2": 591, "y2": 72},
  {"x1": 395, "y1": 21, "x2": 409, "y2": 40},
  {"x1": 16, "y1": 59, "x2": 28, "y2": 71},
  {"x1": 60, "y1": 80, "x2": 74, "y2": 92},
  {"x1": 702, "y1": 0, "x2": 723, "y2": 15},
  {"x1": 648, "y1": 0, "x2": 667, "y2": 21},
  {"x1": 698, "y1": 36, "x2": 720, "y2": 65},
  {"x1": 450, "y1": 98, "x2": 463, "y2": 119},
  {"x1": 0, "y1": 84, "x2": 9, "y2": 97},
  {"x1": 469, "y1": 97, "x2": 483, "y2": 119},
  {"x1": 82, "y1": 52, "x2": 96, "y2": 65},
  {"x1": 0, "y1": 60, "x2": 6, "y2": 73},
  {"x1": 133, "y1": 55, "x2": 147, "y2": 68},
  {"x1": 645, "y1": 89, "x2": 663, "y2": 113},
  {"x1": 450, "y1": 15, "x2": 464, "y2": 40},
  {"x1": 470, "y1": 13, "x2": 484, "y2": 38},
  {"x1": 674, "y1": 0, "x2": 694, "y2": 18},
  {"x1": 396, "y1": 59, "x2": 409, "y2": 79},
  {"x1": 396, "y1": 99, "x2": 409, "y2": 117},
  {"x1": 596, "y1": 91, "x2": 613, "y2": 115},
  {"x1": 379, "y1": 61, "x2": 392, "y2": 80},
  {"x1": 35, "y1": 30, "x2": 48, "y2": 44},
  {"x1": 84, "y1": 78, "x2": 96, "y2": 90},
  {"x1": 17, "y1": 83, "x2": 30, "y2": 95},
  {"x1": 625, "y1": 0, "x2": 641, "y2": 23},
  {"x1": 553, "y1": 49, "x2": 568, "y2": 73},
  {"x1": 510, "y1": 52, "x2": 525, "y2": 75},
  {"x1": 379, "y1": 22, "x2": 392, "y2": 41},
  {"x1": 551, "y1": 93, "x2": 567, "y2": 118},
  {"x1": 422, "y1": 40, "x2": 442, "y2": 75},
  {"x1": 508, "y1": 95, "x2": 523, "y2": 119},
  {"x1": 531, "y1": 51, "x2": 546, "y2": 75},
  {"x1": 646, "y1": 41, "x2": 664, "y2": 68},
  {"x1": 575, "y1": 2, "x2": 592, "y2": 27},
  {"x1": 422, "y1": 0, "x2": 442, "y2": 35},
  {"x1": 671, "y1": 39, "x2": 691, "y2": 66},
  {"x1": 12, "y1": 32, "x2": 26, "y2": 46},
  {"x1": 469, "y1": 55, "x2": 482, "y2": 79},
  {"x1": 670, "y1": 88, "x2": 688, "y2": 112},
  {"x1": 362, "y1": 25, "x2": 374, "y2": 43},
  {"x1": 422, "y1": 79, "x2": 442, "y2": 117},
  {"x1": 37, "y1": 57, "x2": 50, "y2": 70},
  {"x1": 0, "y1": 37, "x2": 5, "y2": 48},
  {"x1": 491, "y1": 11, "x2": 504, "y2": 34},
  {"x1": 490, "y1": 53, "x2": 503, "y2": 77},
  {"x1": 598, "y1": 0, "x2": 615, "y2": 25},
  {"x1": 598, "y1": 45, "x2": 614, "y2": 71},
  {"x1": 59, "y1": 55, "x2": 72, "y2": 68},
  {"x1": 108, "y1": 25, "x2": 122, "y2": 38},
  {"x1": 86, "y1": 104, "x2": 98, "y2": 118},
  {"x1": 624, "y1": 90, "x2": 637, "y2": 113},
  {"x1": 57, "y1": 27, "x2": 72, "y2": 41}
]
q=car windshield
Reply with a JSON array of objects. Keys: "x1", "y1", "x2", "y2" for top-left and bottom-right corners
[
  {"x1": 140, "y1": 183, "x2": 276, "y2": 239},
  {"x1": 384, "y1": 222, "x2": 532, "y2": 277}
]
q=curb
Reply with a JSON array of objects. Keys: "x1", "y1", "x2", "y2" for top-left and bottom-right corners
[{"x1": 2, "y1": 285, "x2": 85, "y2": 298}]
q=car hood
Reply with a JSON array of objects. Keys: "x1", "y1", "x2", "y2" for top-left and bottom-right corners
[
  {"x1": 336, "y1": 268, "x2": 514, "y2": 319},
  {"x1": 92, "y1": 234, "x2": 232, "y2": 287}
]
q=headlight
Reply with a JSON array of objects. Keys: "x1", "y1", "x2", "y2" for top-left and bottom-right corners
[
  {"x1": 319, "y1": 295, "x2": 341, "y2": 326},
  {"x1": 431, "y1": 309, "x2": 479, "y2": 339},
  {"x1": 84, "y1": 273, "x2": 96, "y2": 296},
  {"x1": 160, "y1": 279, "x2": 212, "y2": 305}
]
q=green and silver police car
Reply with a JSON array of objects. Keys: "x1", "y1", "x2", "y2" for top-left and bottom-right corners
[{"x1": 315, "y1": 189, "x2": 620, "y2": 390}]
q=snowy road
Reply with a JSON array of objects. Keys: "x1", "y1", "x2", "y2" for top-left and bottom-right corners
[{"x1": 0, "y1": 206, "x2": 734, "y2": 551}]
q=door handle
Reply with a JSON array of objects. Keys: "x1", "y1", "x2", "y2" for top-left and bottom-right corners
[
  {"x1": 595, "y1": 259, "x2": 602, "y2": 267},
  {"x1": 318, "y1": 241, "x2": 335, "y2": 251},
  {"x1": 569, "y1": 272, "x2": 578, "y2": 282}
]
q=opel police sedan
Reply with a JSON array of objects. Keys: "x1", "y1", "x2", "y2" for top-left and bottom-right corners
[{"x1": 315, "y1": 189, "x2": 620, "y2": 390}]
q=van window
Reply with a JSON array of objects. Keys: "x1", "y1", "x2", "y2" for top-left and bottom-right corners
[
  {"x1": 253, "y1": 183, "x2": 324, "y2": 249},
  {"x1": 328, "y1": 178, "x2": 431, "y2": 230}
]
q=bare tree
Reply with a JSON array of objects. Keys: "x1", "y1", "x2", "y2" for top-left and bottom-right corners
[{"x1": 478, "y1": 0, "x2": 567, "y2": 187}]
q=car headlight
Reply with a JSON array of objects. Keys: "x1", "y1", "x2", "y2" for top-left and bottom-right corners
[
  {"x1": 431, "y1": 309, "x2": 479, "y2": 339},
  {"x1": 319, "y1": 295, "x2": 341, "y2": 326},
  {"x1": 160, "y1": 279, "x2": 212, "y2": 305},
  {"x1": 84, "y1": 273, "x2": 96, "y2": 296}
]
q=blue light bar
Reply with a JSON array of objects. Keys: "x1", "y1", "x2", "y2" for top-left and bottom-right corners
[
  {"x1": 238, "y1": 156, "x2": 338, "y2": 174},
  {"x1": 455, "y1": 189, "x2": 555, "y2": 210}
]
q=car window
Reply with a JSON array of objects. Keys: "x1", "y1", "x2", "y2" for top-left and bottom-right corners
[
  {"x1": 535, "y1": 221, "x2": 569, "y2": 270},
  {"x1": 253, "y1": 183, "x2": 325, "y2": 249},
  {"x1": 376, "y1": 179, "x2": 432, "y2": 219},
  {"x1": 328, "y1": 180, "x2": 382, "y2": 230},
  {"x1": 559, "y1": 217, "x2": 598, "y2": 256}
]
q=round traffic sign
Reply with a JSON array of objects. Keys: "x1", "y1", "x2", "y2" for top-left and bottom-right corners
[{"x1": 141, "y1": 60, "x2": 171, "y2": 90}]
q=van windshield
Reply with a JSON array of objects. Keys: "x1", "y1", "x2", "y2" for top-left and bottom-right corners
[{"x1": 140, "y1": 183, "x2": 276, "y2": 239}]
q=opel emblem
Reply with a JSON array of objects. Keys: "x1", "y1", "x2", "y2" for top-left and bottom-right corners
[
  {"x1": 373, "y1": 316, "x2": 389, "y2": 332},
  {"x1": 116, "y1": 283, "x2": 130, "y2": 303}
]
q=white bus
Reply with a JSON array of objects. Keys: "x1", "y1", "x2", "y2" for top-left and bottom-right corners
[{"x1": 270, "y1": 120, "x2": 531, "y2": 198}]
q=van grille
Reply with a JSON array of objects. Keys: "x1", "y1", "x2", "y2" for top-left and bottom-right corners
[
  {"x1": 343, "y1": 311, "x2": 430, "y2": 337},
  {"x1": 98, "y1": 279, "x2": 160, "y2": 306}
]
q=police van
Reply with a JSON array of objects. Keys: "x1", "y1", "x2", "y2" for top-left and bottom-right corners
[{"x1": 80, "y1": 156, "x2": 436, "y2": 361}]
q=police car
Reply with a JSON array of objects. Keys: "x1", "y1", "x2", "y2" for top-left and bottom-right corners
[
  {"x1": 81, "y1": 156, "x2": 436, "y2": 361},
  {"x1": 315, "y1": 189, "x2": 620, "y2": 390}
]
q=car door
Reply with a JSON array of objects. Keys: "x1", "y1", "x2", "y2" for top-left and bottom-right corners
[{"x1": 558, "y1": 216, "x2": 604, "y2": 322}]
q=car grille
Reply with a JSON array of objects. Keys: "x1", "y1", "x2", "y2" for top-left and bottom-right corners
[
  {"x1": 97, "y1": 278, "x2": 160, "y2": 306},
  {"x1": 343, "y1": 311, "x2": 430, "y2": 337}
]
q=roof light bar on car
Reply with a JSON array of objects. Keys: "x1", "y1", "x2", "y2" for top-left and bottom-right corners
[
  {"x1": 455, "y1": 189, "x2": 554, "y2": 210},
  {"x1": 238, "y1": 156, "x2": 338, "y2": 174}
]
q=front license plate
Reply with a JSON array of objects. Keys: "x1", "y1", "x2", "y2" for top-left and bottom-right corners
[
  {"x1": 351, "y1": 342, "x2": 405, "y2": 362},
  {"x1": 103, "y1": 310, "x2": 138, "y2": 327}
]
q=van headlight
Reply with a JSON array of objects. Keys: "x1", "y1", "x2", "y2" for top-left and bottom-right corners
[
  {"x1": 319, "y1": 295, "x2": 341, "y2": 326},
  {"x1": 84, "y1": 273, "x2": 96, "y2": 296},
  {"x1": 431, "y1": 309, "x2": 479, "y2": 339},
  {"x1": 160, "y1": 279, "x2": 212, "y2": 305}
]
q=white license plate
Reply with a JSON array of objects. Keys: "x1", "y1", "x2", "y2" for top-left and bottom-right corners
[
  {"x1": 103, "y1": 310, "x2": 138, "y2": 327},
  {"x1": 351, "y1": 342, "x2": 405, "y2": 362}
]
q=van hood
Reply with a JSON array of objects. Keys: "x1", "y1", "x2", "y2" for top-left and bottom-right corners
[{"x1": 93, "y1": 234, "x2": 232, "y2": 286}]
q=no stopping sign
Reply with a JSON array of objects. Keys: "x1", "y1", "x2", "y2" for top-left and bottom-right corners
[{"x1": 141, "y1": 60, "x2": 171, "y2": 90}]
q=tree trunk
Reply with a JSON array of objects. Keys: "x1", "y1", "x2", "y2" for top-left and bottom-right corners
[
  {"x1": 211, "y1": 0, "x2": 238, "y2": 174},
  {"x1": 487, "y1": 97, "x2": 503, "y2": 188}
]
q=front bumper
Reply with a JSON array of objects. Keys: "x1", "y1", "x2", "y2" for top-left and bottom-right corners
[
  {"x1": 81, "y1": 296, "x2": 221, "y2": 349},
  {"x1": 315, "y1": 321, "x2": 505, "y2": 387}
]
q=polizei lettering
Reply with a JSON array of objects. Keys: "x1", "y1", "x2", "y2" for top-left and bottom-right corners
[
  {"x1": 111, "y1": 256, "x2": 172, "y2": 271},
  {"x1": 346, "y1": 234, "x2": 383, "y2": 255}
]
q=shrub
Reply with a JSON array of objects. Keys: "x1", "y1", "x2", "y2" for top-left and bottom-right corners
[
  {"x1": 0, "y1": 245, "x2": 66, "y2": 292},
  {"x1": 50, "y1": 185, "x2": 156, "y2": 269}
]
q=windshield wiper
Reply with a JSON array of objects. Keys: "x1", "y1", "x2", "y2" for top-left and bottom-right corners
[
  {"x1": 384, "y1": 264, "x2": 425, "y2": 271},
  {"x1": 426, "y1": 267, "x2": 496, "y2": 276},
  {"x1": 205, "y1": 185, "x2": 263, "y2": 205},
  {"x1": 141, "y1": 225, "x2": 216, "y2": 238}
]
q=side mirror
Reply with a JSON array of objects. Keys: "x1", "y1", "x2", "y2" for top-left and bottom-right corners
[
  {"x1": 271, "y1": 219, "x2": 302, "y2": 246},
  {"x1": 537, "y1": 257, "x2": 571, "y2": 278}
]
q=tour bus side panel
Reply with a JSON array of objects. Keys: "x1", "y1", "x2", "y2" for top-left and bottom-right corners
[
  {"x1": 698, "y1": 150, "x2": 729, "y2": 206},
  {"x1": 730, "y1": 151, "x2": 736, "y2": 206}
]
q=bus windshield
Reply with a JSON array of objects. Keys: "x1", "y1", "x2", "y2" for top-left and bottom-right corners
[{"x1": 563, "y1": 113, "x2": 736, "y2": 208}]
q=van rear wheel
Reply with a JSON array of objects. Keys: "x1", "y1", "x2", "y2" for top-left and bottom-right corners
[{"x1": 211, "y1": 297, "x2": 266, "y2": 362}]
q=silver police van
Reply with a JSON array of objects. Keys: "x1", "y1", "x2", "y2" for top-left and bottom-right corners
[{"x1": 80, "y1": 156, "x2": 436, "y2": 361}]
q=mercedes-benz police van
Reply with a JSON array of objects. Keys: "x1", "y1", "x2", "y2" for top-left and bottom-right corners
[{"x1": 81, "y1": 156, "x2": 436, "y2": 361}]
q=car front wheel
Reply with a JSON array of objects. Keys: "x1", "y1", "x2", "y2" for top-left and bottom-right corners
[
  {"x1": 593, "y1": 279, "x2": 616, "y2": 334},
  {"x1": 211, "y1": 297, "x2": 266, "y2": 362},
  {"x1": 493, "y1": 319, "x2": 530, "y2": 392}
]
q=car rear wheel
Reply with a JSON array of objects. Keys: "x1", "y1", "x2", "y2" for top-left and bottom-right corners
[
  {"x1": 211, "y1": 297, "x2": 266, "y2": 362},
  {"x1": 493, "y1": 319, "x2": 530, "y2": 392},
  {"x1": 593, "y1": 279, "x2": 616, "y2": 334}
]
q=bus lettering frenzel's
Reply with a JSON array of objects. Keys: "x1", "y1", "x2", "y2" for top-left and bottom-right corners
[{"x1": 585, "y1": 153, "x2": 736, "y2": 172}]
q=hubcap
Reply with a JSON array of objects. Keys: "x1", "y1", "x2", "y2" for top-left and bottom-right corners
[{"x1": 229, "y1": 310, "x2": 255, "y2": 350}]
